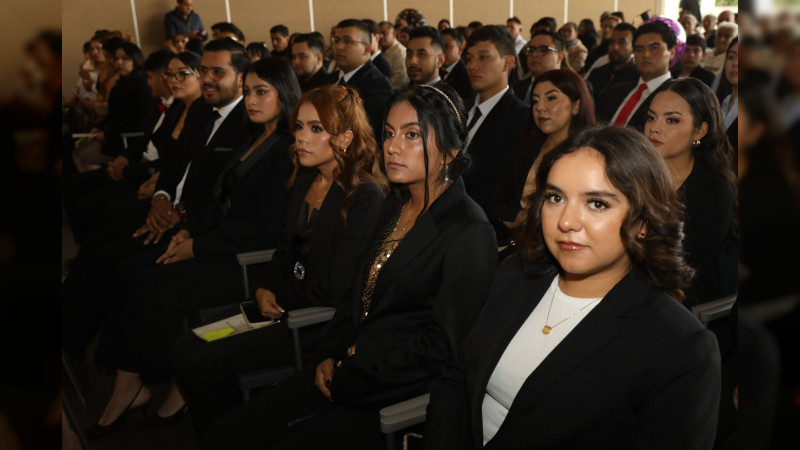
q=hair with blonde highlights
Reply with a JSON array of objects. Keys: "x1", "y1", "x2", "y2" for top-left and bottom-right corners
[{"x1": 287, "y1": 85, "x2": 390, "y2": 225}]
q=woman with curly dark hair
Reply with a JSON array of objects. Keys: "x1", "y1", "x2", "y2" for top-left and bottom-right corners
[
  {"x1": 424, "y1": 126, "x2": 720, "y2": 449},
  {"x1": 645, "y1": 77, "x2": 738, "y2": 306}
]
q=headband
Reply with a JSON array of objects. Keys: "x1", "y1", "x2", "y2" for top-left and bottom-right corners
[{"x1": 419, "y1": 85, "x2": 461, "y2": 124}]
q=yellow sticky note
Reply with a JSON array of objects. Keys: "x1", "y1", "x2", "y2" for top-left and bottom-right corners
[{"x1": 200, "y1": 327, "x2": 235, "y2": 342}]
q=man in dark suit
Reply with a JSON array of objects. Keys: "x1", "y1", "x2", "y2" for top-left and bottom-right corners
[
  {"x1": 405, "y1": 26, "x2": 446, "y2": 86},
  {"x1": 595, "y1": 20, "x2": 677, "y2": 132},
  {"x1": 512, "y1": 31, "x2": 566, "y2": 105},
  {"x1": 586, "y1": 22, "x2": 638, "y2": 102},
  {"x1": 670, "y1": 34, "x2": 716, "y2": 88},
  {"x1": 362, "y1": 18, "x2": 393, "y2": 82},
  {"x1": 290, "y1": 33, "x2": 329, "y2": 92},
  {"x1": 462, "y1": 25, "x2": 528, "y2": 217},
  {"x1": 440, "y1": 29, "x2": 474, "y2": 103},
  {"x1": 328, "y1": 19, "x2": 392, "y2": 138}
]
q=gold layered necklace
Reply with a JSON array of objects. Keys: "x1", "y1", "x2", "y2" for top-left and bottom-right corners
[
  {"x1": 541, "y1": 279, "x2": 602, "y2": 335},
  {"x1": 359, "y1": 203, "x2": 413, "y2": 321}
]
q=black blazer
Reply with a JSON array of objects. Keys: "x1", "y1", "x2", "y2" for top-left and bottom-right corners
[
  {"x1": 463, "y1": 89, "x2": 529, "y2": 216},
  {"x1": 586, "y1": 60, "x2": 639, "y2": 102},
  {"x1": 679, "y1": 158, "x2": 738, "y2": 307},
  {"x1": 511, "y1": 76, "x2": 533, "y2": 106},
  {"x1": 155, "y1": 97, "x2": 248, "y2": 218},
  {"x1": 256, "y1": 170, "x2": 385, "y2": 312},
  {"x1": 671, "y1": 64, "x2": 717, "y2": 88},
  {"x1": 442, "y1": 59, "x2": 474, "y2": 104},
  {"x1": 178, "y1": 130, "x2": 294, "y2": 256},
  {"x1": 331, "y1": 60, "x2": 393, "y2": 137},
  {"x1": 314, "y1": 179, "x2": 497, "y2": 406},
  {"x1": 424, "y1": 257, "x2": 721, "y2": 450},
  {"x1": 372, "y1": 53, "x2": 393, "y2": 81},
  {"x1": 595, "y1": 76, "x2": 673, "y2": 132},
  {"x1": 120, "y1": 100, "x2": 186, "y2": 180},
  {"x1": 299, "y1": 66, "x2": 330, "y2": 93},
  {"x1": 100, "y1": 71, "x2": 157, "y2": 156}
]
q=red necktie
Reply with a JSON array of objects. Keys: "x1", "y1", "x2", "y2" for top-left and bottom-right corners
[
  {"x1": 614, "y1": 83, "x2": 648, "y2": 126},
  {"x1": 157, "y1": 103, "x2": 168, "y2": 113}
]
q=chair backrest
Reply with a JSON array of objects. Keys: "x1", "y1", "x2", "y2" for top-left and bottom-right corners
[{"x1": 690, "y1": 294, "x2": 737, "y2": 327}]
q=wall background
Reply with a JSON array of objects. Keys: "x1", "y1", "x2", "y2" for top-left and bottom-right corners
[{"x1": 61, "y1": 0, "x2": 730, "y2": 92}]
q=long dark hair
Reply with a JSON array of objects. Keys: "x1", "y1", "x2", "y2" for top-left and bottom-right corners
[
  {"x1": 661, "y1": 78, "x2": 738, "y2": 239},
  {"x1": 528, "y1": 69, "x2": 596, "y2": 149},
  {"x1": 516, "y1": 126, "x2": 694, "y2": 301},
  {"x1": 385, "y1": 84, "x2": 470, "y2": 217},
  {"x1": 118, "y1": 42, "x2": 146, "y2": 75},
  {"x1": 287, "y1": 85, "x2": 390, "y2": 224},
  {"x1": 715, "y1": 37, "x2": 738, "y2": 103},
  {"x1": 243, "y1": 57, "x2": 301, "y2": 135}
]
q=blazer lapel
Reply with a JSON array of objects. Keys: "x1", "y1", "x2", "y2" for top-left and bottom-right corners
[
  {"x1": 206, "y1": 100, "x2": 244, "y2": 150},
  {"x1": 308, "y1": 182, "x2": 344, "y2": 268},
  {"x1": 471, "y1": 273, "x2": 553, "y2": 446},
  {"x1": 283, "y1": 171, "x2": 315, "y2": 252},
  {"x1": 493, "y1": 272, "x2": 647, "y2": 436}
]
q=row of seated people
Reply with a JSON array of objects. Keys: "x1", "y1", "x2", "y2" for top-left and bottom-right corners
[{"x1": 62, "y1": 17, "x2": 737, "y2": 449}]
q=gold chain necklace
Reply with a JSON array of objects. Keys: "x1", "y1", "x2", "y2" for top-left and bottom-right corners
[{"x1": 542, "y1": 280, "x2": 602, "y2": 335}]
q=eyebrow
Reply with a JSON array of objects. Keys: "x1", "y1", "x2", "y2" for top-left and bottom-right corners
[
  {"x1": 545, "y1": 183, "x2": 620, "y2": 199},
  {"x1": 385, "y1": 121, "x2": 420, "y2": 130},
  {"x1": 247, "y1": 83, "x2": 270, "y2": 89},
  {"x1": 298, "y1": 119, "x2": 323, "y2": 125}
]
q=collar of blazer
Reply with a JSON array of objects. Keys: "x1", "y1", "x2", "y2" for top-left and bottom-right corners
[
  {"x1": 206, "y1": 99, "x2": 245, "y2": 149},
  {"x1": 470, "y1": 262, "x2": 654, "y2": 445},
  {"x1": 285, "y1": 169, "x2": 345, "y2": 253},
  {"x1": 360, "y1": 178, "x2": 468, "y2": 316}
]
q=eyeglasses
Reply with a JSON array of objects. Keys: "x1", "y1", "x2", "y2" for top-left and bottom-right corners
[
  {"x1": 525, "y1": 45, "x2": 558, "y2": 56},
  {"x1": 332, "y1": 36, "x2": 369, "y2": 46},
  {"x1": 525, "y1": 45, "x2": 559, "y2": 56},
  {"x1": 198, "y1": 66, "x2": 229, "y2": 79},
  {"x1": 162, "y1": 70, "x2": 196, "y2": 82}
]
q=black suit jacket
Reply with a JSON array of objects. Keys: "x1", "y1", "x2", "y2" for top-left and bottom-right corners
[
  {"x1": 100, "y1": 71, "x2": 157, "y2": 156},
  {"x1": 671, "y1": 64, "x2": 717, "y2": 88},
  {"x1": 511, "y1": 76, "x2": 533, "y2": 106},
  {"x1": 154, "y1": 97, "x2": 248, "y2": 217},
  {"x1": 424, "y1": 257, "x2": 721, "y2": 450},
  {"x1": 299, "y1": 66, "x2": 330, "y2": 93},
  {"x1": 463, "y1": 89, "x2": 529, "y2": 216},
  {"x1": 442, "y1": 59, "x2": 474, "y2": 104},
  {"x1": 120, "y1": 100, "x2": 186, "y2": 180},
  {"x1": 178, "y1": 129, "x2": 294, "y2": 257},
  {"x1": 331, "y1": 60, "x2": 393, "y2": 138},
  {"x1": 679, "y1": 158, "x2": 738, "y2": 307},
  {"x1": 255, "y1": 170, "x2": 385, "y2": 312},
  {"x1": 595, "y1": 76, "x2": 673, "y2": 132},
  {"x1": 586, "y1": 60, "x2": 639, "y2": 102},
  {"x1": 314, "y1": 179, "x2": 497, "y2": 406},
  {"x1": 372, "y1": 53, "x2": 393, "y2": 81}
]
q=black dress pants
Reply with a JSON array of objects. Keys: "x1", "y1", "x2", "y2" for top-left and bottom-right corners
[{"x1": 200, "y1": 368, "x2": 385, "y2": 450}]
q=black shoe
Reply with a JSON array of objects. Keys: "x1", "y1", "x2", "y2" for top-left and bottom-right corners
[
  {"x1": 141, "y1": 404, "x2": 188, "y2": 428},
  {"x1": 85, "y1": 384, "x2": 149, "y2": 438}
]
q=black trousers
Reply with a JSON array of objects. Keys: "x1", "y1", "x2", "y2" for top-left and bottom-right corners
[
  {"x1": 93, "y1": 252, "x2": 243, "y2": 379},
  {"x1": 171, "y1": 321, "x2": 296, "y2": 433},
  {"x1": 200, "y1": 368, "x2": 385, "y2": 450}
]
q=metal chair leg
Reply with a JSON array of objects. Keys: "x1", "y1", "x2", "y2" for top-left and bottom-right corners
[{"x1": 62, "y1": 348, "x2": 85, "y2": 405}]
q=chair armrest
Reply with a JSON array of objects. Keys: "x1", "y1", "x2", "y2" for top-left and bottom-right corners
[
  {"x1": 120, "y1": 131, "x2": 146, "y2": 149},
  {"x1": 237, "y1": 249, "x2": 276, "y2": 267},
  {"x1": 379, "y1": 393, "x2": 430, "y2": 433},
  {"x1": 287, "y1": 307, "x2": 336, "y2": 329},
  {"x1": 691, "y1": 294, "x2": 736, "y2": 326}
]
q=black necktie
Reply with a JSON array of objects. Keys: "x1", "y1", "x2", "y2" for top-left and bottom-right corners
[
  {"x1": 439, "y1": 67, "x2": 448, "y2": 79},
  {"x1": 467, "y1": 108, "x2": 482, "y2": 132},
  {"x1": 337, "y1": 75, "x2": 346, "y2": 85},
  {"x1": 203, "y1": 110, "x2": 222, "y2": 144}
]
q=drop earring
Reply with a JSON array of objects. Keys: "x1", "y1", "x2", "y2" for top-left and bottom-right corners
[
  {"x1": 692, "y1": 139, "x2": 701, "y2": 148},
  {"x1": 444, "y1": 163, "x2": 450, "y2": 182}
]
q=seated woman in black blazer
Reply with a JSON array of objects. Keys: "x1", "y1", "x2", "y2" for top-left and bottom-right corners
[
  {"x1": 424, "y1": 126, "x2": 721, "y2": 449},
  {"x1": 170, "y1": 84, "x2": 390, "y2": 432},
  {"x1": 491, "y1": 69, "x2": 595, "y2": 252},
  {"x1": 85, "y1": 57, "x2": 301, "y2": 437},
  {"x1": 200, "y1": 84, "x2": 498, "y2": 449},
  {"x1": 715, "y1": 38, "x2": 739, "y2": 151},
  {"x1": 645, "y1": 78, "x2": 738, "y2": 307}
]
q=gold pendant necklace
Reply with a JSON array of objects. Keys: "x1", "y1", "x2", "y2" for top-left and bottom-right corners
[{"x1": 542, "y1": 279, "x2": 602, "y2": 335}]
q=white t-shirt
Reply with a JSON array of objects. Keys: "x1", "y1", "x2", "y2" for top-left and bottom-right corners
[{"x1": 482, "y1": 276, "x2": 603, "y2": 444}]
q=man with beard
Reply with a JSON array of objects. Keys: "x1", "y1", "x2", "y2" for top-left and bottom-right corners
[
  {"x1": 405, "y1": 26, "x2": 446, "y2": 86},
  {"x1": 586, "y1": 22, "x2": 638, "y2": 101}
]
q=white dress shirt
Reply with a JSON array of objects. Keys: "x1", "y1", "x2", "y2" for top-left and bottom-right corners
[
  {"x1": 609, "y1": 72, "x2": 672, "y2": 126},
  {"x1": 465, "y1": 85, "x2": 509, "y2": 149}
]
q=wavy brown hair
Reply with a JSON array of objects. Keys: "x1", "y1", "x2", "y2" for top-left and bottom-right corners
[
  {"x1": 287, "y1": 85, "x2": 390, "y2": 226},
  {"x1": 516, "y1": 126, "x2": 695, "y2": 301}
]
